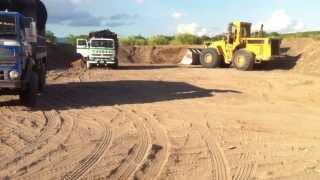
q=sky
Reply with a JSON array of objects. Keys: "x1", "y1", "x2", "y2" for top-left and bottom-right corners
[{"x1": 42, "y1": 0, "x2": 320, "y2": 37}]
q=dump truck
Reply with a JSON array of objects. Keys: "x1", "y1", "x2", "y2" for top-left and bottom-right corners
[
  {"x1": 181, "y1": 21, "x2": 281, "y2": 71},
  {"x1": 77, "y1": 30, "x2": 119, "y2": 69},
  {"x1": 0, "y1": 0, "x2": 47, "y2": 107}
]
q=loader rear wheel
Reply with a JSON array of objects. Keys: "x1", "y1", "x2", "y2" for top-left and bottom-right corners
[
  {"x1": 233, "y1": 50, "x2": 255, "y2": 71},
  {"x1": 200, "y1": 48, "x2": 221, "y2": 68}
]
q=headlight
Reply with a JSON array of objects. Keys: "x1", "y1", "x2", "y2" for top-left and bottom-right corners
[{"x1": 9, "y1": 70, "x2": 20, "y2": 80}]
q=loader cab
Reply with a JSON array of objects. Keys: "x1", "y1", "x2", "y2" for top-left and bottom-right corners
[{"x1": 226, "y1": 22, "x2": 252, "y2": 44}]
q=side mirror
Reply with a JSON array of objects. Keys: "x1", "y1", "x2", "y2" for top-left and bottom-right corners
[{"x1": 25, "y1": 22, "x2": 37, "y2": 43}]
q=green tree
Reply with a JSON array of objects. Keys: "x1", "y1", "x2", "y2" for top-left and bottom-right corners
[
  {"x1": 45, "y1": 30, "x2": 57, "y2": 43},
  {"x1": 269, "y1": 32, "x2": 280, "y2": 37},
  {"x1": 170, "y1": 33, "x2": 202, "y2": 45},
  {"x1": 120, "y1": 35, "x2": 148, "y2": 46},
  {"x1": 148, "y1": 35, "x2": 173, "y2": 45},
  {"x1": 66, "y1": 34, "x2": 88, "y2": 45},
  {"x1": 200, "y1": 35, "x2": 211, "y2": 43}
]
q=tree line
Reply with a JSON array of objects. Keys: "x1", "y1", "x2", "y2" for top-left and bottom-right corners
[{"x1": 45, "y1": 31, "x2": 320, "y2": 46}]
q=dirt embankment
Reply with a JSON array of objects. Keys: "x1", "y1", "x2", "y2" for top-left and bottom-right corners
[
  {"x1": 47, "y1": 39, "x2": 320, "y2": 75},
  {"x1": 281, "y1": 38, "x2": 320, "y2": 75},
  {"x1": 47, "y1": 43, "x2": 82, "y2": 70},
  {"x1": 119, "y1": 46, "x2": 188, "y2": 64}
]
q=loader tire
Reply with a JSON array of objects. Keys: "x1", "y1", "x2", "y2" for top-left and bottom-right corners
[
  {"x1": 233, "y1": 50, "x2": 255, "y2": 71},
  {"x1": 200, "y1": 48, "x2": 221, "y2": 68},
  {"x1": 20, "y1": 72, "x2": 38, "y2": 107}
]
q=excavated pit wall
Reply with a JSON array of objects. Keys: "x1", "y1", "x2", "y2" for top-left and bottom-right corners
[{"x1": 47, "y1": 39, "x2": 320, "y2": 75}]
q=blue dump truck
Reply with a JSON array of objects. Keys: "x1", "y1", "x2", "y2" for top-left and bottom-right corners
[{"x1": 0, "y1": 0, "x2": 47, "y2": 107}]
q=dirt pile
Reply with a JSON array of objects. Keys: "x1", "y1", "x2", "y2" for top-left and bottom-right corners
[
  {"x1": 47, "y1": 44, "x2": 190, "y2": 70},
  {"x1": 281, "y1": 38, "x2": 320, "y2": 75},
  {"x1": 118, "y1": 46, "x2": 188, "y2": 64},
  {"x1": 47, "y1": 43, "x2": 81, "y2": 70}
]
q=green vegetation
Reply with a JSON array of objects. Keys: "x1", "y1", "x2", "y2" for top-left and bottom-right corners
[
  {"x1": 148, "y1": 35, "x2": 173, "y2": 45},
  {"x1": 64, "y1": 31, "x2": 320, "y2": 46},
  {"x1": 45, "y1": 31, "x2": 57, "y2": 43},
  {"x1": 66, "y1": 34, "x2": 89, "y2": 45},
  {"x1": 170, "y1": 33, "x2": 202, "y2": 45},
  {"x1": 120, "y1": 35, "x2": 148, "y2": 46},
  {"x1": 120, "y1": 33, "x2": 217, "y2": 46}
]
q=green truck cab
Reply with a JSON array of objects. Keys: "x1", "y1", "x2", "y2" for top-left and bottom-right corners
[{"x1": 77, "y1": 30, "x2": 119, "y2": 69}]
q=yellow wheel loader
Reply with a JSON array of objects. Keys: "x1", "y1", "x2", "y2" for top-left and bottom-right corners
[{"x1": 181, "y1": 21, "x2": 281, "y2": 71}]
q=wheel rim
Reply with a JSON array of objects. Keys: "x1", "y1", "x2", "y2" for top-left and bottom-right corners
[
  {"x1": 204, "y1": 53, "x2": 213, "y2": 64},
  {"x1": 236, "y1": 56, "x2": 246, "y2": 67}
]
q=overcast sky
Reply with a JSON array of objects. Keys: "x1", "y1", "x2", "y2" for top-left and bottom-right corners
[{"x1": 42, "y1": 0, "x2": 320, "y2": 37}]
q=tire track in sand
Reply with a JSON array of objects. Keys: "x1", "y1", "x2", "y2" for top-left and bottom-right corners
[
  {"x1": 62, "y1": 124, "x2": 112, "y2": 180},
  {"x1": 41, "y1": 92, "x2": 113, "y2": 179},
  {"x1": 43, "y1": 89, "x2": 150, "y2": 180},
  {"x1": 196, "y1": 126, "x2": 232, "y2": 180},
  {"x1": 0, "y1": 108, "x2": 60, "y2": 168},
  {"x1": 231, "y1": 128, "x2": 257, "y2": 180},
  {"x1": 130, "y1": 109, "x2": 170, "y2": 180},
  {"x1": 1, "y1": 110, "x2": 74, "y2": 178},
  {"x1": 106, "y1": 108, "x2": 152, "y2": 180}
]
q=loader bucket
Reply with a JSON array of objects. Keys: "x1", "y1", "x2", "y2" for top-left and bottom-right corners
[{"x1": 180, "y1": 48, "x2": 202, "y2": 65}]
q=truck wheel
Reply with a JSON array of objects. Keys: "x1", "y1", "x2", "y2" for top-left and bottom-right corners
[
  {"x1": 110, "y1": 62, "x2": 119, "y2": 69},
  {"x1": 38, "y1": 63, "x2": 46, "y2": 92},
  {"x1": 200, "y1": 48, "x2": 221, "y2": 68},
  {"x1": 20, "y1": 72, "x2": 39, "y2": 107},
  {"x1": 233, "y1": 50, "x2": 255, "y2": 71}
]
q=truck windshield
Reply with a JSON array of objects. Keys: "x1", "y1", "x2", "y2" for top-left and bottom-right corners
[
  {"x1": 91, "y1": 40, "x2": 114, "y2": 48},
  {"x1": 0, "y1": 15, "x2": 16, "y2": 35}
]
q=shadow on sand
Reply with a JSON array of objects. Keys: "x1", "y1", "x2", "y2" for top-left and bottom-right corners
[
  {"x1": 255, "y1": 47, "x2": 302, "y2": 71},
  {"x1": 0, "y1": 80, "x2": 242, "y2": 110}
]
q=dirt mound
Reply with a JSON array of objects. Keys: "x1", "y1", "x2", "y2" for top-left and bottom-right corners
[
  {"x1": 119, "y1": 46, "x2": 188, "y2": 64},
  {"x1": 281, "y1": 38, "x2": 320, "y2": 75},
  {"x1": 47, "y1": 43, "x2": 82, "y2": 70},
  {"x1": 47, "y1": 44, "x2": 189, "y2": 70}
]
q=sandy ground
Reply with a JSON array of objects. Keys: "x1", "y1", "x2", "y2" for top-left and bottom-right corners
[{"x1": 0, "y1": 62, "x2": 320, "y2": 180}]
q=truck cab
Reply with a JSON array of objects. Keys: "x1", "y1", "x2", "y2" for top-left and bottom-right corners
[
  {"x1": 76, "y1": 29, "x2": 119, "y2": 69},
  {"x1": 0, "y1": 11, "x2": 45, "y2": 107},
  {"x1": 77, "y1": 38, "x2": 117, "y2": 69}
]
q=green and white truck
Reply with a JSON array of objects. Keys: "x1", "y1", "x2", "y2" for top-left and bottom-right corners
[{"x1": 77, "y1": 30, "x2": 119, "y2": 69}]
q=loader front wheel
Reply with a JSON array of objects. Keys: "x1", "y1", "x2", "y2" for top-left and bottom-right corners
[
  {"x1": 233, "y1": 50, "x2": 255, "y2": 71},
  {"x1": 200, "y1": 48, "x2": 221, "y2": 68}
]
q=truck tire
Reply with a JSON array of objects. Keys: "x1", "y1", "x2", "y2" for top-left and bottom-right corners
[
  {"x1": 20, "y1": 72, "x2": 39, "y2": 107},
  {"x1": 233, "y1": 50, "x2": 255, "y2": 71},
  {"x1": 200, "y1": 48, "x2": 221, "y2": 68},
  {"x1": 110, "y1": 62, "x2": 119, "y2": 69},
  {"x1": 38, "y1": 63, "x2": 46, "y2": 92}
]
